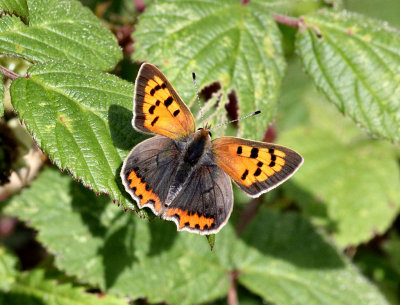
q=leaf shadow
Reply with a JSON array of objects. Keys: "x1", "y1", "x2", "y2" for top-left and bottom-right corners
[
  {"x1": 108, "y1": 104, "x2": 148, "y2": 151},
  {"x1": 284, "y1": 181, "x2": 339, "y2": 234},
  {"x1": 69, "y1": 179, "x2": 135, "y2": 289},
  {"x1": 69, "y1": 181, "x2": 109, "y2": 237},
  {"x1": 98, "y1": 212, "x2": 137, "y2": 289},
  {"x1": 239, "y1": 205, "x2": 344, "y2": 270},
  {"x1": 0, "y1": 291, "x2": 46, "y2": 305},
  {"x1": 147, "y1": 218, "x2": 178, "y2": 257}
]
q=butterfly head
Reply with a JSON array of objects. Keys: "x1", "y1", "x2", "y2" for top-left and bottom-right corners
[{"x1": 197, "y1": 124, "x2": 212, "y2": 139}]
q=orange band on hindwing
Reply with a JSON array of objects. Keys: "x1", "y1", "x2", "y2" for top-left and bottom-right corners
[
  {"x1": 127, "y1": 170, "x2": 162, "y2": 212},
  {"x1": 165, "y1": 208, "x2": 214, "y2": 230}
]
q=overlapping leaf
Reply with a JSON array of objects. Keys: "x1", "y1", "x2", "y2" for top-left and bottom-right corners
[
  {"x1": 296, "y1": 10, "x2": 400, "y2": 142},
  {"x1": 4, "y1": 168, "x2": 389, "y2": 305},
  {"x1": 0, "y1": 0, "x2": 28, "y2": 21},
  {"x1": 10, "y1": 62, "x2": 148, "y2": 211},
  {"x1": 133, "y1": 0, "x2": 285, "y2": 139},
  {"x1": 0, "y1": 0, "x2": 122, "y2": 71},
  {"x1": 278, "y1": 62, "x2": 400, "y2": 247},
  {"x1": 0, "y1": 269, "x2": 128, "y2": 305}
]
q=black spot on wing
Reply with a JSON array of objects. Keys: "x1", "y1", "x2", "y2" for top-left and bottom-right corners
[
  {"x1": 165, "y1": 96, "x2": 173, "y2": 107},
  {"x1": 237, "y1": 146, "x2": 242, "y2": 155},
  {"x1": 151, "y1": 116, "x2": 159, "y2": 126},
  {"x1": 250, "y1": 148, "x2": 259, "y2": 158},
  {"x1": 241, "y1": 169, "x2": 249, "y2": 180}
]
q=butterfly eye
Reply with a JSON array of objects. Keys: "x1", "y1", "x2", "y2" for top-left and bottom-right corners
[
  {"x1": 197, "y1": 128, "x2": 203, "y2": 131},
  {"x1": 208, "y1": 131, "x2": 212, "y2": 137}
]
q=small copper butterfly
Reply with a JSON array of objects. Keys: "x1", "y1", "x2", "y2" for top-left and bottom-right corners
[{"x1": 121, "y1": 64, "x2": 303, "y2": 234}]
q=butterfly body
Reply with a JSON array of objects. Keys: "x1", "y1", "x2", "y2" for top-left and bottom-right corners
[
  {"x1": 121, "y1": 64, "x2": 303, "y2": 234},
  {"x1": 164, "y1": 127, "x2": 214, "y2": 206}
]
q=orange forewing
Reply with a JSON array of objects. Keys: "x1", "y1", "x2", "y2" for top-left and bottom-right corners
[
  {"x1": 134, "y1": 64, "x2": 195, "y2": 139},
  {"x1": 212, "y1": 137, "x2": 303, "y2": 197}
]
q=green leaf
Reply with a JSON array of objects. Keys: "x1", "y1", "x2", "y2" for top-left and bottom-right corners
[
  {"x1": 296, "y1": 10, "x2": 400, "y2": 143},
  {"x1": 0, "y1": 0, "x2": 122, "y2": 71},
  {"x1": 235, "y1": 208, "x2": 389, "y2": 305},
  {"x1": 345, "y1": 0, "x2": 400, "y2": 28},
  {"x1": 133, "y1": 0, "x2": 285, "y2": 139},
  {"x1": 10, "y1": 62, "x2": 147, "y2": 210},
  {"x1": 0, "y1": 247, "x2": 18, "y2": 291},
  {"x1": 383, "y1": 232, "x2": 400, "y2": 275},
  {"x1": 5, "y1": 167, "x2": 389, "y2": 305},
  {"x1": 354, "y1": 246, "x2": 400, "y2": 305},
  {"x1": 4, "y1": 168, "x2": 231, "y2": 304},
  {"x1": 0, "y1": 269, "x2": 128, "y2": 305},
  {"x1": 279, "y1": 92, "x2": 400, "y2": 247},
  {"x1": 255, "y1": 0, "x2": 333, "y2": 15},
  {"x1": 0, "y1": 71, "x2": 3, "y2": 117},
  {"x1": 0, "y1": 0, "x2": 28, "y2": 21}
]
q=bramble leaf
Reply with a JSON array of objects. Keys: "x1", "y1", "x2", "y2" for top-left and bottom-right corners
[
  {"x1": 0, "y1": 269, "x2": 128, "y2": 305},
  {"x1": 4, "y1": 168, "x2": 389, "y2": 305},
  {"x1": 296, "y1": 10, "x2": 400, "y2": 142},
  {"x1": 10, "y1": 62, "x2": 147, "y2": 211},
  {"x1": 0, "y1": 0, "x2": 122, "y2": 71},
  {"x1": 0, "y1": 247, "x2": 18, "y2": 291},
  {"x1": 133, "y1": 0, "x2": 285, "y2": 139},
  {"x1": 0, "y1": 0, "x2": 28, "y2": 21},
  {"x1": 278, "y1": 62, "x2": 400, "y2": 247}
]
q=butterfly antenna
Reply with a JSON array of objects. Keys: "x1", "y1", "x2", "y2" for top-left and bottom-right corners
[
  {"x1": 192, "y1": 72, "x2": 205, "y2": 125},
  {"x1": 210, "y1": 110, "x2": 261, "y2": 130}
]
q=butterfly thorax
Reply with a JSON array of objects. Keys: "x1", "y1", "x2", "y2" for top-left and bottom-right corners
[
  {"x1": 184, "y1": 128, "x2": 212, "y2": 165},
  {"x1": 164, "y1": 128, "x2": 212, "y2": 207}
]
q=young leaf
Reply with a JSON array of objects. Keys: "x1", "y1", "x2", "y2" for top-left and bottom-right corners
[
  {"x1": 10, "y1": 62, "x2": 147, "y2": 210},
  {"x1": 133, "y1": 0, "x2": 285, "y2": 139},
  {"x1": 296, "y1": 10, "x2": 400, "y2": 143},
  {"x1": 5, "y1": 168, "x2": 390, "y2": 305},
  {"x1": 0, "y1": 247, "x2": 18, "y2": 291},
  {"x1": 0, "y1": 0, "x2": 28, "y2": 21},
  {"x1": 0, "y1": 269, "x2": 128, "y2": 305},
  {"x1": 0, "y1": 0, "x2": 122, "y2": 71},
  {"x1": 279, "y1": 91, "x2": 400, "y2": 247}
]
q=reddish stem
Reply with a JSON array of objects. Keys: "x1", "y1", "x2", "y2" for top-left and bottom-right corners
[
  {"x1": 273, "y1": 14, "x2": 302, "y2": 28},
  {"x1": 0, "y1": 65, "x2": 23, "y2": 80},
  {"x1": 133, "y1": 0, "x2": 146, "y2": 12},
  {"x1": 228, "y1": 271, "x2": 239, "y2": 305}
]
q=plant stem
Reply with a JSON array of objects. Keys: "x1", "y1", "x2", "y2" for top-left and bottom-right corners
[
  {"x1": 0, "y1": 65, "x2": 24, "y2": 80},
  {"x1": 227, "y1": 271, "x2": 239, "y2": 305},
  {"x1": 273, "y1": 14, "x2": 302, "y2": 28}
]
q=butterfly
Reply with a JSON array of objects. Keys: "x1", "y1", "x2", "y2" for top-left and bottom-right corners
[{"x1": 121, "y1": 64, "x2": 303, "y2": 235}]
